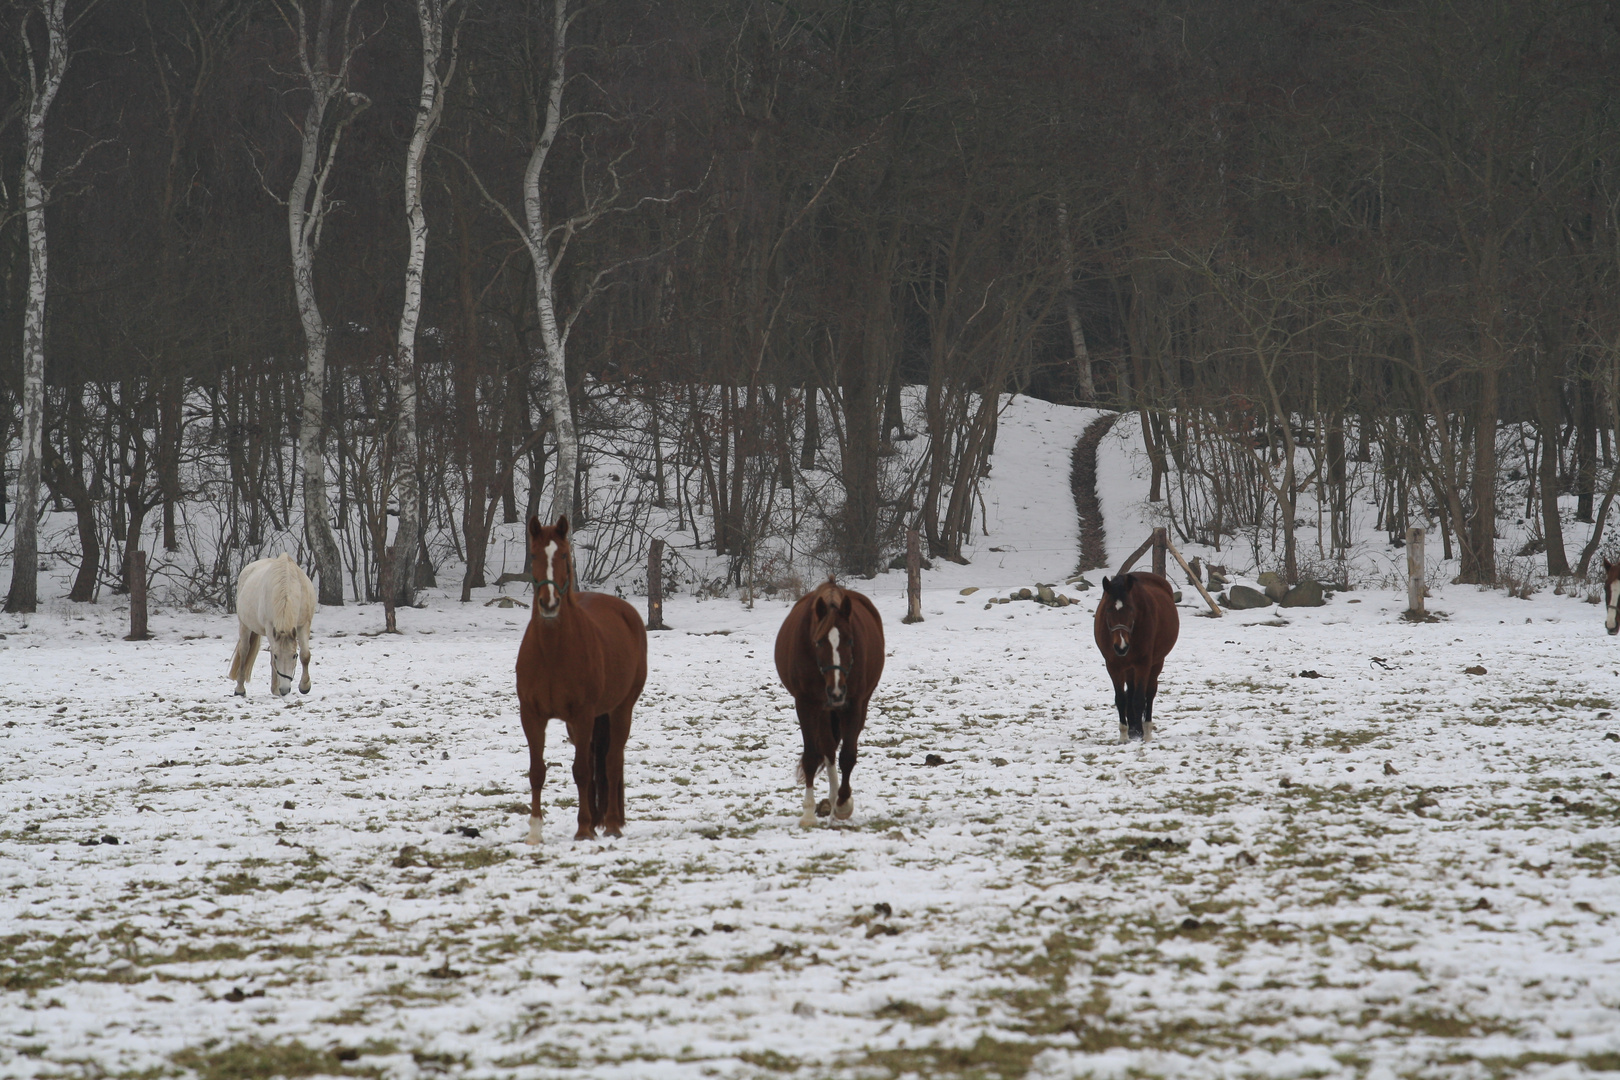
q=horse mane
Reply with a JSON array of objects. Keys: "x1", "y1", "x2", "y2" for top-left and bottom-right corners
[
  {"x1": 809, "y1": 576, "x2": 848, "y2": 638},
  {"x1": 267, "y1": 553, "x2": 313, "y2": 635}
]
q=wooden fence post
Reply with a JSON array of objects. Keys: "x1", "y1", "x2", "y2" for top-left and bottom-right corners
[
  {"x1": 903, "y1": 528, "x2": 923, "y2": 624},
  {"x1": 125, "y1": 550, "x2": 151, "y2": 641},
  {"x1": 646, "y1": 538, "x2": 670, "y2": 630},
  {"x1": 1406, "y1": 526, "x2": 1425, "y2": 616},
  {"x1": 1151, "y1": 527, "x2": 1167, "y2": 578}
]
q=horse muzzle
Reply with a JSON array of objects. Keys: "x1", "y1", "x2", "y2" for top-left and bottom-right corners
[
  {"x1": 825, "y1": 689, "x2": 848, "y2": 708},
  {"x1": 1113, "y1": 641, "x2": 1130, "y2": 657},
  {"x1": 537, "y1": 601, "x2": 561, "y2": 620}
]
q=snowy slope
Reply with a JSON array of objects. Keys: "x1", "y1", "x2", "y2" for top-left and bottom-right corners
[{"x1": 2, "y1": 396, "x2": 1620, "y2": 1079}]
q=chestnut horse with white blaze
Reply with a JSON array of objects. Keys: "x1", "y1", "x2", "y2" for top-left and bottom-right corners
[
  {"x1": 515, "y1": 516, "x2": 648, "y2": 843},
  {"x1": 1094, "y1": 571, "x2": 1179, "y2": 742},
  {"x1": 774, "y1": 579, "x2": 885, "y2": 827},
  {"x1": 229, "y1": 553, "x2": 315, "y2": 697}
]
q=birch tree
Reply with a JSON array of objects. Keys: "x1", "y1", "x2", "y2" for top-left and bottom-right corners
[
  {"x1": 455, "y1": 0, "x2": 694, "y2": 530},
  {"x1": 522, "y1": 0, "x2": 575, "y2": 525},
  {"x1": 275, "y1": 0, "x2": 368, "y2": 606},
  {"x1": 5, "y1": 0, "x2": 69, "y2": 614},
  {"x1": 383, "y1": 0, "x2": 459, "y2": 628}
]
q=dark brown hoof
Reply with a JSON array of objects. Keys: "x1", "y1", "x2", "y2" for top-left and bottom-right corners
[
  {"x1": 602, "y1": 825, "x2": 623, "y2": 838},
  {"x1": 573, "y1": 829, "x2": 598, "y2": 842}
]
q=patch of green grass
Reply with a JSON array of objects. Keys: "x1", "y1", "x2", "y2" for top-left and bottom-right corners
[
  {"x1": 172, "y1": 1039, "x2": 382, "y2": 1080},
  {"x1": 739, "y1": 1049, "x2": 800, "y2": 1072},
  {"x1": 857, "y1": 1034, "x2": 1042, "y2": 1079},
  {"x1": 874, "y1": 999, "x2": 948, "y2": 1025}
]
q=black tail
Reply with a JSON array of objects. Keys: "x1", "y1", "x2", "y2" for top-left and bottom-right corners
[{"x1": 591, "y1": 714, "x2": 610, "y2": 824}]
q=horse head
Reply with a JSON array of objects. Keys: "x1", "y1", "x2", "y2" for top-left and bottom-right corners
[
  {"x1": 527, "y1": 515, "x2": 576, "y2": 620},
  {"x1": 811, "y1": 586, "x2": 857, "y2": 708},
  {"x1": 1605, "y1": 559, "x2": 1620, "y2": 636},
  {"x1": 269, "y1": 628, "x2": 300, "y2": 696},
  {"x1": 1099, "y1": 574, "x2": 1139, "y2": 657}
]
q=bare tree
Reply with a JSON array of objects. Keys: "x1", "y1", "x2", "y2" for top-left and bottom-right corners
[
  {"x1": 5, "y1": 0, "x2": 70, "y2": 614},
  {"x1": 383, "y1": 0, "x2": 460, "y2": 630},
  {"x1": 272, "y1": 0, "x2": 368, "y2": 606}
]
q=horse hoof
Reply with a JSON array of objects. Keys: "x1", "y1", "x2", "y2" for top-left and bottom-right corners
[
  {"x1": 299, "y1": 682, "x2": 310, "y2": 695},
  {"x1": 1142, "y1": 721, "x2": 1154, "y2": 743},
  {"x1": 833, "y1": 798, "x2": 854, "y2": 821},
  {"x1": 799, "y1": 814, "x2": 819, "y2": 829},
  {"x1": 573, "y1": 830, "x2": 597, "y2": 842},
  {"x1": 526, "y1": 817, "x2": 543, "y2": 845},
  {"x1": 1118, "y1": 724, "x2": 1128, "y2": 743},
  {"x1": 234, "y1": 688, "x2": 245, "y2": 698},
  {"x1": 602, "y1": 826, "x2": 623, "y2": 839}
]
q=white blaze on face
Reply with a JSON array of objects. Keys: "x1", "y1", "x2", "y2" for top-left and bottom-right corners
[
  {"x1": 542, "y1": 540, "x2": 559, "y2": 609},
  {"x1": 1114, "y1": 599, "x2": 1124, "y2": 610},
  {"x1": 827, "y1": 627, "x2": 844, "y2": 695}
]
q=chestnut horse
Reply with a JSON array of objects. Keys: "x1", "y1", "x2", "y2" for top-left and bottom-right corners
[
  {"x1": 1094, "y1": 572, "x2": 1179, "y2": 742},
  {"x1": 774, "y1": 579, "x2": 885, "y2": 827},
  {"x1": 515, "y1": 516, "x2": 648, "y2": 843},
  {"x1": 1604, "y1": 559, "x2": 1620, "y2": 635}
]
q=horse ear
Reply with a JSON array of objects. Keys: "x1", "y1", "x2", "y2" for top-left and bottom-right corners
[
  {"x1": 1122, "y1": 574, "x2": 1135, "y2": 591},
  {"x1": 555, "y1": 514, "x2": 570, "y2": 537},
  {"x1": 814, "y1": 597, "x2": 828, "y2": 621},
  {"x1": 839, "y1": 595, "x2": 853, "y2": 618},
  {"x1": 527, "y1": 516, "x2": 542, "y2": 541}
]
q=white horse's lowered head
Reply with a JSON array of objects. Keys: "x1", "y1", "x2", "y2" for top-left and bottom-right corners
[{"x1": 230, "y1": 553, "x2": 317, "y2": 697}]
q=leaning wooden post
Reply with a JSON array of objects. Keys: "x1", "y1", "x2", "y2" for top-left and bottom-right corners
[
  {"x1": 903, "y1": 528, "x2": 923, "y2": 624},
  {"x1": 646, "y1": 537, "x2": 670, "y2": 630},
  {"x1": 1163, "y1": 537, "x2": 1222, "y2": 618},
  {"x1": 1151, "y1": 527, "x2": 1167, "y2": 578},
  {"x1": 1406, "y1": 526, "x2": 1425, "y2": 616},
  {"x1": 125, "y1": 550, "x2": 151, "y2": 641}
]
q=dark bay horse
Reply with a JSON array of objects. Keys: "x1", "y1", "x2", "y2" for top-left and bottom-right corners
[
  {"x1": 1094, "y1": 572, "x2": 1179, "y2": 742},
  {"x1": 1605, "y1": 559, "x2": 1620, "y2": 635},
  {"x1": 774, "y1": 579, "x2": 885, "y2": 827},
  {"x1": 515, "y1": 515, "x2": 648, "y2": 843}
]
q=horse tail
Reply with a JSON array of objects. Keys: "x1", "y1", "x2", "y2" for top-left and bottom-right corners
[{"x1": 229, "y1": 632, "x2": 260, "y2": 681}]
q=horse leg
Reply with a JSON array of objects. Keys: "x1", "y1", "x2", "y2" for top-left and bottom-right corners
[
  {"x1": 600, "y1": 702, "x2": 633, "y2": 838},
  {"x1": 796, "y1": 702, "x2": 828, "y2": 828},
  {"x1": 296, "y1": 621, "x2": 312, "y2": 694},
  {"x1": 520, "y1": 700, "x2": 548, "y2": 845},
  {"x1": 1143, "y1": 661, "x2": 1165, "y2": 743},
  {"x1": 833, "y1": 704, "x2": 865, "y2": 821},
  {"x1": 567, "y1": 717, "x2": 599, "y2": 841},
  {"x1": 1112, "y1": 672, "x2": 1129, "y2": 743},
  {"x1": 590, "y1": 714, "x2": 611, "y2": 833},
  {"x1": 230, "y1": 627, "x2": 259, "y2": 696},
  {"x1": 1126, "y1": 674, "x2": 1146, "y2": 742}
]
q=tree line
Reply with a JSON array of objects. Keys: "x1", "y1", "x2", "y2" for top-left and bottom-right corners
[{"x1": 2, "y1": 0, "x2": 1618, "y2": 614}]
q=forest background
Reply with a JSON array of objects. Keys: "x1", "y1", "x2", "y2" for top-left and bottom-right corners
[{"x1": 3, "y1": 0, "x2": 1619, "y2": 615}]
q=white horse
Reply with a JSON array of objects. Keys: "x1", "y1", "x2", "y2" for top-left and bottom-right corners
[{"x1": 229, "y1": 553, "x2": 316, "y2": 697}]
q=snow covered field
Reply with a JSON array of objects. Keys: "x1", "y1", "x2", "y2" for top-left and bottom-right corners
[{"x1": 4, "y1": 397, "x2": 1620, "y2": 1079}]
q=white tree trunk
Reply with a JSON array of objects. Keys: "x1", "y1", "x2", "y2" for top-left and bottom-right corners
[
  {"x1": 5, "y1": 0, "x2": 69, "y2": 615},
  {"x1": 523, "y1": 0, "x2": 577, "y2": 526},
  {"x1": 387, "y1": 0, "x2": 456, "y2": 617},
  {"x1": 284, "y1": 0, "x2": 366, "y2": 607},
  {"x1": 1056, "y1": 201, "x2": 1095, "y2": 402}
]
